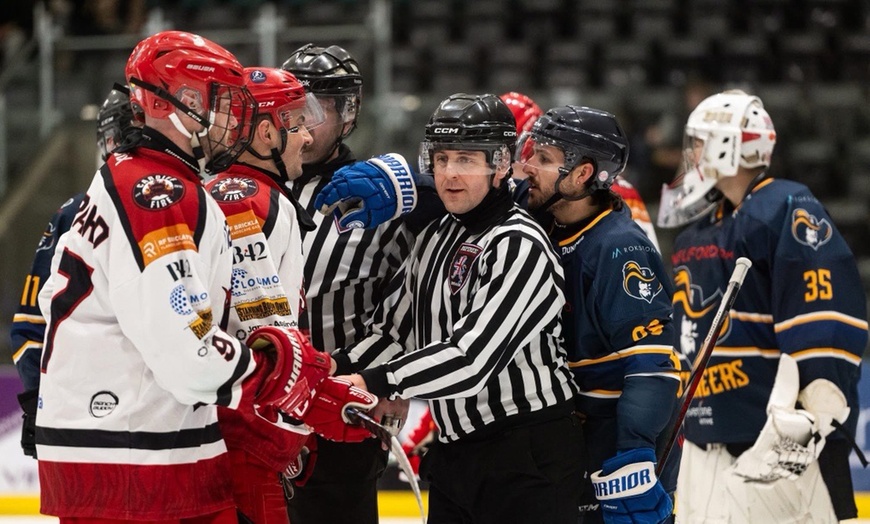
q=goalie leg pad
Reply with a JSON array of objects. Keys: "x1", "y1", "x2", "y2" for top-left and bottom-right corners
[{"x1": 675, "y1": 441, "x2": 734, "y2": 524}]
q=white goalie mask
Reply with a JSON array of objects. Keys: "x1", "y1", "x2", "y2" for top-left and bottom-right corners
[{"x1": 658, "y1": 90, "x2": 776, "y2": 228}]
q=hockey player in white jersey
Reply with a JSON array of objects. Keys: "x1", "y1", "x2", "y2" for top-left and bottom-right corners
[{"x1": 35, "y1": 31, "x2": 375, "y2": 522}]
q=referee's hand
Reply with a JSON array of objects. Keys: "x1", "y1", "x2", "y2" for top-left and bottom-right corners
[{"x1": 335, "y1": 373, "x2": 368, "y2": 390}]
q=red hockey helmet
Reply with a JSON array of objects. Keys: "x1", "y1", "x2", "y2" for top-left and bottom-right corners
[
  {"x1": 125, "y1": 30, "x2": 257, "y2": 173},
  {"x1": 500, "y1": 91, "x2": 543, "y2": 135},
  {"x1": 244, "y1": 67, "x2": 325, "y2": 135}
]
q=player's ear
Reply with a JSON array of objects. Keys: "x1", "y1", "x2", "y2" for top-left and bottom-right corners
[{"x1": 570, "y1": 161, "x2": 595, "y2": 188}]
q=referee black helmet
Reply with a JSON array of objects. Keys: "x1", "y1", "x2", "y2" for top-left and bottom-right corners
[{"x1": 420, "y1": 93, "x2": 517, "y2": 175}]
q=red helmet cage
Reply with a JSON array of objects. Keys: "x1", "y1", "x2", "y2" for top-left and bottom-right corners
[{"x1": 500, "y1": 91, "x2": 543, "y2": 135}]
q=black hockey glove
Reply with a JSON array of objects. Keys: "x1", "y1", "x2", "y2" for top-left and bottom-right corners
[{"x1": 17, "y1": 389, "x2": 38, "y2": 458}]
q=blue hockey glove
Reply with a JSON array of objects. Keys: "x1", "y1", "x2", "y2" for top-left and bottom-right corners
[
  {"x1": 314, "y1": 153, "x2": 417, "y2": 230},
  {"x1": 590, "y1": 448, "x2": 673, "y2": 524}
]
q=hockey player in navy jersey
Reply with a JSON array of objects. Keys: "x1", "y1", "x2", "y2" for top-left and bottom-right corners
[
  {"x1": 658, "y1": 89, "x2": 868, "y2": 522},
  {"x1": 515, "y1": 106, "x2": 680, "y2": 524}
]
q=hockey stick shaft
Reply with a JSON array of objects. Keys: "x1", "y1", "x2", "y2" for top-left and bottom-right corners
[
  {"x1": 656, "y1": 257, "x2": 752, "y2": 476},
  {"x1": 345, "y1": 407, "x2": 427, "y2": 523}
]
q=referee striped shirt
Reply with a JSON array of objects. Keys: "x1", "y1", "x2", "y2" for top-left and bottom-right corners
[
  {"x1": 290, "y1": 146, "x2": 414, "y2": 352},
  {"x1": 334, "y1": 190, "x2": 577, "y2": 443}
]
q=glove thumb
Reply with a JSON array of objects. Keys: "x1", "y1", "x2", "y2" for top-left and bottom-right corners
[{"x1": 767, "y1": 353, "x2": 799, "y2": 413}]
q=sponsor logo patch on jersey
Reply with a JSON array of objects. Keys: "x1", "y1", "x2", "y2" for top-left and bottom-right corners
[
  {"x1": 622, "y1": 260, "x2": 663, "y2": 304},
  {"x1": 133, "y1": 174, "x2": 185, "y2": 210},
  {"x1": 791, "y1": 208, "x2": 832, "y2": 251},
  {"x1": 89, "y1": 391, "x2": 119, "y2": 418},
  {"x1": 169, "y1": 284, "x2": 194, "y2": 315},
  {"x1": 449, "y1": 243, "x2": 482, "y2": 295},
  {"x1": 138, "y1": 223, "x2": 196, "y2": 267},
  {"x1": 210, "y1": 176, "x2": 259, "y2": 202}
]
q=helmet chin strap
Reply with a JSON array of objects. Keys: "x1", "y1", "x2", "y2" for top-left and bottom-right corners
[
  {"x1": 245, "y1": 129, "x2": 317, "y2": 232},
  {"x1": 536, "y1": 166, "x2": 591, "y2": 213}
]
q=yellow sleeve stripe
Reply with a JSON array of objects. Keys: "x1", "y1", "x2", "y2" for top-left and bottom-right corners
[
  {"x1": 577, "y1": 389, "x2": 622, "y2": 399},
  {"x1": 791, "y1": 347, "x2": 863, "y2": 366},
  {"x1": 775, "y1": 311, "x2": 869, "y2": 333},
  {"x1": 12, "y1": 314, "x2": 46, "y2": 324},
  {"x1": 730, "y1": 310, "x2": 773, "y2": 323},
  {"x1": 12, "y1": 341, "x2": 43, "y2": 363},
  {"x1": 712, "y1": 346, "x2": 782, "y2": 359},
  {"x1": 627, "y1": 371, "x2": 682, "y2": 381},
  {"x1": 569, "y1": 346, "x2": 676, "y2": 368}
]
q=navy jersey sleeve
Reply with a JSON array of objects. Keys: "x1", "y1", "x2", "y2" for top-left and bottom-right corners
[
  {"x1": 11, "y1": 193, "x2": 85, "y2": 391},
  {"x1": 768, "y1": 192, "x2": 867, "y2": 411},
  {"x1": 596, "y1": 244, "x2": 681, "y2": 449}
]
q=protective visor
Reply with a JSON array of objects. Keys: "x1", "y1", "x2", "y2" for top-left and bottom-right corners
[
  {"x1": 512, "y1": 132, "x2": 566, "y2": 176},
  {"x1": 277, "y1": 92, "x2": 326, "y2": 132},
  {"x1": 418, "y1": 141, "x2": 508, "y2": 176}
]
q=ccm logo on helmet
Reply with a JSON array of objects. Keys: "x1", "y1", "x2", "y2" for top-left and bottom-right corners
[{"x1": 433, "y1": 127, "x2": 460, "y2": 134}]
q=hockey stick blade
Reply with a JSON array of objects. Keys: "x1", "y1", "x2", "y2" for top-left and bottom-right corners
[
  {"x1": 656, "y1": 257, "x2": 752, "y2": 476},
  {"x1": 345, "y1": 407, "x2": 427, "y2": 523}
]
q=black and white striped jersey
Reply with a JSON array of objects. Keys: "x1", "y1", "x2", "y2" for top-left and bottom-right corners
[
  {"x1": 334, "y1": 190, "x2": 577, "y2": 443},
  {"x1": 290, "y1": 147, "x2": 415, "y2": 353}
]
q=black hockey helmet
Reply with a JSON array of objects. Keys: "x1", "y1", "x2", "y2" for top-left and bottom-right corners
[
  {"x1": 281, "y1": 43, "x2": 362, "y2": 95},
  {"x1": 282, "y1": 43, "x2": 362, "y2": 139},
  {"x1": 97, "y1": 83, "x2": 141, "y2": 161},
  {"x1": 420, "y1": 93, "x2": 517, "y2": 175},
  {"x1": 520, "y1": 105, "x2": 628, "y2": 191}
]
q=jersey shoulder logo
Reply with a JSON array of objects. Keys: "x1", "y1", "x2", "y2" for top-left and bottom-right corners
[
  {"x1": 133, "y1": 174, "x2": 185, "y2": 210},
  {"x1": 791, "y1": 208, "x2": 832, "y2": 251},
  {"x1": 210, "y1": 176, "x2": 259, "y2": 202},
  {"x1": 622, "y1": 260, "x2": 662, "y2": 304},
  {"x1": 449, "y1": 243, "x2": 482, "y2": 295}
]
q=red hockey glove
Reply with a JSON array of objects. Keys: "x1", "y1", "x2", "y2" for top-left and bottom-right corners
[
  {"x1": 299, "y1": 377, "x2": 377, "y2": 442},
  {"x1": 400, "y1": 408, "x2": 436, "y2": 481},
  {"x1": 246, "y1": 326, "x2": 331, "y2": 422},
  {"x1": 284, "y1": 434, "x2": 318, "y2": 487}
]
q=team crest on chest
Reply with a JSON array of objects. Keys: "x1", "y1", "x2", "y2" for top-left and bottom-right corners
[
  {"x1": 791, "y1": 208, "x2": 832, "y2": 251},
  {"x1": 449, "y1": 243, "x2": 482, "y2": 294},
  {"x1": 133, "y1": 174, "x2": 185, "y2": 210},
  {"x1": 622, "y1": 260, "x2": 662, "y2": 303},
  {"x1": 211, "y1": 176, "x2": 259, "y2": 202}
]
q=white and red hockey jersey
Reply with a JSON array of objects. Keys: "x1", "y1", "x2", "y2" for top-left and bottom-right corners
[
  {"x1": 36, "y1": 142, "x2": 258, "y2": 519},
  {"x1": 206, "y1": 163, "x2": 309, "y2": 472}
]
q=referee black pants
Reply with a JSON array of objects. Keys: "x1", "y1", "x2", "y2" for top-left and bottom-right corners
[
  {"x1": 287, "y1": 437, "x2": 388, "y2": 524},
  {"x1": 420, "y1": 414, "x2": 585, "y2": 524}
]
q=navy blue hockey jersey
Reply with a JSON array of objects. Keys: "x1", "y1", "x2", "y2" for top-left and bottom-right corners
[
  {"x1": 554, "y1": 206, "x2": 681, "y2": 452},
  {"x1": 10, "y1": 193, "x2": 84, "y2": 391},
  {"x1": 672, "y1": 178, "x2": 868, "y2": 445}
]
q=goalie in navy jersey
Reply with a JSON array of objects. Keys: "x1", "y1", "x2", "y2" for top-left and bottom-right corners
[
  {"x1": 515, "y1": 106, "x2": 681, "y2": 524},
  {"x1": 659, "y1": 89, "x2": 868, "y2": 523}
]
